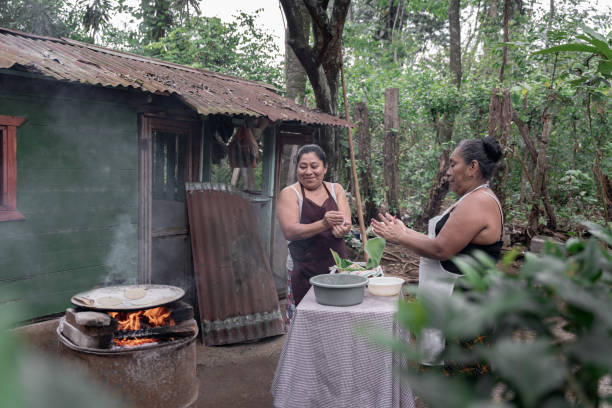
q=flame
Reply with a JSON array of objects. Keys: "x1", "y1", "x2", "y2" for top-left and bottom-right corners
[
  {"x1": 108, "y1": 306, "x2": 175, "y2": 347},
  {"x1": 109, "y1": 310, "x2": 143, "y2": 331},
  {"x1": 143, "y1": 306, "x2": 175, "y2": 327},
  {"x1": 113, "y1": 338, "x2": 157, "y2": 347}
]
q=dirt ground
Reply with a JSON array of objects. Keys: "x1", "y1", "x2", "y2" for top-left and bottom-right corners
[{"x1": 195, "y1": 334, "x2": 285, "y2": 408}]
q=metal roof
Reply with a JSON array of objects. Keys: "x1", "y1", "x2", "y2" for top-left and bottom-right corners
[{"x1": 0, "y1": 27, "x2": 350, "y2": 127}]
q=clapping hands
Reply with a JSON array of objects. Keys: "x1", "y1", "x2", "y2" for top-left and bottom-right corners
[{"x1": 371, "y1": 212, "x2": 407, "y2": 243}]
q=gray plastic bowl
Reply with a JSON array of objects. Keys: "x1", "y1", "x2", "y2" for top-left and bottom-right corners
[{"x1": 309, "y1": 274, "x2": 369, "y2": 306}]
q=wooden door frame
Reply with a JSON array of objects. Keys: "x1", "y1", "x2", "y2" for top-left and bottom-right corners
[{"x1": 138, "y1": 113, "x2": 201, "y2": 283}]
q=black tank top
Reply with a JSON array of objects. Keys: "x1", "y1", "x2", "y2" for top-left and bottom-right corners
[{"x1": 434, "y1": 212, "x2": 503, "y2": 275}]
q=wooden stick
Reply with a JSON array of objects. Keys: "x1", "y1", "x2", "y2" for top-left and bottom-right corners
[{"x1": 340, "y1": 47, "x2": 368, "y2": 260}]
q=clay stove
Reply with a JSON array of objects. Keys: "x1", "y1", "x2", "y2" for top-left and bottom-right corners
[{"x1": 57, "y1": 285, "x2": 199, "y2": 408}]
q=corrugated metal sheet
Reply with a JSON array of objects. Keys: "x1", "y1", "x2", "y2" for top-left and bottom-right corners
[
  {"x1": 185, "y1": 182, "x2": 284, "y2": 345},
  {"x1": 0, "y1": 27, "x2": 350, "y2": 127}
]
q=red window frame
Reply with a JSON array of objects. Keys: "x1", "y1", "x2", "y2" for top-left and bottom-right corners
[{"x1": 0, "y1": 115, "x2": 26, "y2": 222}]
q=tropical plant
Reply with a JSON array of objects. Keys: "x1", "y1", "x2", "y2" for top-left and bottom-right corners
[
  {"x1": 331, "y1": 236, "x2": 386, "y2": 271},
  {"x1": 535, "y1": 26, "x2": 612, "y2": 84},
  {"x1": 385, "y1": 221, "x2": 612, "y2": 407}
]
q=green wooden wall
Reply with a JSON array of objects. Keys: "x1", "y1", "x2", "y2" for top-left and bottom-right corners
[{"x1": 0, "y1": 84, "x2": 139, "y2": 322}]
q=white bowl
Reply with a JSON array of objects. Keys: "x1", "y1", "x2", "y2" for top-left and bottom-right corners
[{"x1": 367, "y1": 277, "x2": 405, "y2": 297}]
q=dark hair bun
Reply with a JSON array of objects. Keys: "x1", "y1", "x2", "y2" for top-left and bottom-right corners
[{"x1": 482, "y1": 136, "x2": 502, "y2": 162}]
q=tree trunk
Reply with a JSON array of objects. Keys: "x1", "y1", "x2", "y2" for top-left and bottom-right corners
[
  {"x1": 280, "y1": 3, "x2": 309, "y2": 189},
  {"x1": 416, "y1": 149, "x2": 451, "y2": 229},
  {"x1": 355, "y1": 101, "x2": 376, "y2": 222},
  {"x1": 592, "y1": 106, "x2": 612, "y2": 221},
  {"x1": 383, "y1": 88, "x2": 400, "y2": 214},
  {"x1": 280, "y1": 0, "x2": 351, "y2": 182},
  {"x1": 488, "y1": 88, "x2": 512, "y2": 217},
  {"x1": 499, "y1": 0, "x2": 510, "y2": 83},
  {"x1": 381, "y1": 0, "x2": 400, "y2": 43},
  {"x1": 519, "y1": 146, "x2": 528, "y2": 204},
  {"x1": 415, "y1": 0, "x2": 461, "y2": 229},
  {"x1": 449, "y1": 0, "x2": 462, "y2": 87},
  {"x1": 528, "y1": 111, "x2": 556, "y2": 234},
  {"x1": 284, "y1": 1, "x2": 309, "y2": 105}
]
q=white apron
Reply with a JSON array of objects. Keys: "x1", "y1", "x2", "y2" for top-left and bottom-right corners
[{"x1": 417, "y1": 184, "x2": 489, "y2": 365}]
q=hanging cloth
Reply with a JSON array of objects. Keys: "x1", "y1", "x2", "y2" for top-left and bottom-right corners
[{"x1": 228, "y1": 125, "x2": 258, "y2": 168}]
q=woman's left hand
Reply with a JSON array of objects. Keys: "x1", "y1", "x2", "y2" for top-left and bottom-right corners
[
  {"x1": 331, "y1": 221, "x2": 351, "y2": 238},
  {"x1": 371, "y1": 213, "x2": 407, "y2": 243}
]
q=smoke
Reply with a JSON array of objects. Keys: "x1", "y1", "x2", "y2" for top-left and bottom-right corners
[{"x1": 104, "y1": 214, "x2": 137, "y2": 285}]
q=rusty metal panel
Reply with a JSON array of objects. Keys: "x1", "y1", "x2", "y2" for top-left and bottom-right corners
[
  {"x1": 185, "y1": 182, "x2": 284, "y2": 345},
  {"x1": 0, "y1": 27, "x2": 351, "y2": 127}
]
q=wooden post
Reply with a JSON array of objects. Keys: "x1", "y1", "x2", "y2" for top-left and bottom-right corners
[
  {"x1": 200, "y1": 118, "x2": 213, "y2": 182},
  {"x1": 340, "y1": 49, "x2": 368, "y2": 257},
  {"x1": 384, "y1": 88, "x2": 400, "y2": 214},
  {"x1": 355, "y1": 102, "x2": 376, "y2": 222}
]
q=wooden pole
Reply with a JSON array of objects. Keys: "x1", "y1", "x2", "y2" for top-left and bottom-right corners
[{"x1": 339, "y1": 47, "x2": 368, "y2": 259}]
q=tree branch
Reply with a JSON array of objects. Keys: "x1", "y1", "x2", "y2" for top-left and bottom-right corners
[
  {"x1": 511, "y1": 105, "x2": 538, "y2": 162},
  {"x1": 304, "y1": 0, "x2": 333, "y2": 63}
]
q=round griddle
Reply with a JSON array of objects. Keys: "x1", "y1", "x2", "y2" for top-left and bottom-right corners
[{"x1": 71, "y1": 284, "x2": 185, "y2": 311}]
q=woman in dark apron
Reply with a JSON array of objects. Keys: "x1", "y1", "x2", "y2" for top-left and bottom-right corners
[{"x1": 276, "y1": 145, "x2": 351, "y2": 325}]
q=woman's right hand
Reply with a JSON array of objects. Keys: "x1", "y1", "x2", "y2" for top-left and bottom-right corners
[
  {"x1": 323, "y1": 210, "x2": 345, "y2": 227},
  {"x1": 371, "y1": 212, "x2": 407, "y2": 243}
]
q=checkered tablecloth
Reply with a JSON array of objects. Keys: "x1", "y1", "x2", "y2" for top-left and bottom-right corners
[{"x1": 271, "y1": 287, "x2": 416, "y2": 408}]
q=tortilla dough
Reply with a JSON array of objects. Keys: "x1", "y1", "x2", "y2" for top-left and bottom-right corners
[
  {"x1": 124, "y1": 288, "x2": 147, "y2": 300},
  {"x1": 129, "y1": 298, "x2": 153, "y2": 306},
  {"x1": 96, "y1": 296, "x2": 122, "y2": 307}
]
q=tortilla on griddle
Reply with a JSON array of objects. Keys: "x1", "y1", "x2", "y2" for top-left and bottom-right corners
[
  {"x1": 96, "y1": 296, "x2": 122, "y2": 307},
  {"x1": 124, "y1": 287, "x2": 147, "y2": 300}
]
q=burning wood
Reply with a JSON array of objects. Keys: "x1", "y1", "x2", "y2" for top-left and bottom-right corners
[
  {"x1": 108, "y1": 306, "x2": 176, "y2": 347},
  {"x1": 114, "y1": 338, "x2": 158, "y2": 347},
  {"x1": 59, "y1": 299, "x2": 196, "y2": 350}
]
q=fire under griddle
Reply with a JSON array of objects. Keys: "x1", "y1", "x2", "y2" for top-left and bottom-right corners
[{"x1": 57, "y1": 285, "x2": 199, "y2": 408}]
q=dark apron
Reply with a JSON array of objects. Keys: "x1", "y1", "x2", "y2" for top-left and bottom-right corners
[{"x1": 289, "y1": 183, "x2": 348, "y2": 305}]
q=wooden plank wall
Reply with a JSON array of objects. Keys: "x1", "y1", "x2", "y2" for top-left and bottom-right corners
[{"x1": 0, "y1": 82, "x2": 139, "y2": 321}]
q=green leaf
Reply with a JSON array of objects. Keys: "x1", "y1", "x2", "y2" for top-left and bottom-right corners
[
  {"x1": 577, "y1": 35, "x2": 612, "y2": 60},
  {"x1": 599, "y1": 60, "x2": 612, "y2": 76},
  {"x1": 471, "y1": 250, "x2": 498, "y2": 269},
  {"x1": 569, "y1": 78, "x2": 587, "y2": 86},
  {"x1": 484, "y1": 340, "x2": 566, "y2": 408},
  {"x1": 454, "y1": 257, "x2": 487, "y2": 291},
  {"x1": 364, "y1": 237, "x2": 386, "y2": 269},
  {"x1": 581, "y1": 25, "x2": 607, "y2": 42},
  {"x1": 330, "y1": 248, "x2": 353, "y2": 269},
  {"x1": 568, "y1": 329, "x2": 612, "y2": 371},
  {"x1": 565, "y1": 238, "x2": 584, "y2": 255},
  {"x1": 582, "y1": 221, "x2": 612, "y2": 246},
  {"x1": 396, "y1": 298, "x2": 427, "y2": 334},
  {"x1": 534, "y1": 43, "x2": 601, "y2": 56},
  {"x1": 502, "y1": 246, "x2": 523, "y2": 266}
]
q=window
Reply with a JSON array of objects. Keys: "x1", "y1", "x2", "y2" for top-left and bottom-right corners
[{"x1": 0, "y1": 115, "x2": 26, "y2": 222}]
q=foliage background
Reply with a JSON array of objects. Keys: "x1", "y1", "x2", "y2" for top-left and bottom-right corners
[{"x1": 0, "y1": 0, "x2": 610, "y2": 232}]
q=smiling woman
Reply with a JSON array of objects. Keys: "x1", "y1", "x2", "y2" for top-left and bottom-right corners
[{"x1": 276, "y1": 144, "x2": 351, "y2": 322}]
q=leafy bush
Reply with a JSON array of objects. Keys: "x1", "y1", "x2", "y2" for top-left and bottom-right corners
[{"x1": 391, "y1": 222, "x2": 612, "y2": 407}]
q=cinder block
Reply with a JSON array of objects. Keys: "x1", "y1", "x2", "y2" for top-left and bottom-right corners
[
  {"x1": 65, "y1": 309, "x2": 117, "y2": 336},
  {"x1": 59, "y1": 318, "x2": 113, "y2": 349}
]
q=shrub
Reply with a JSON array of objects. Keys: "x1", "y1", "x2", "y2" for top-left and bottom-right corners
[{"x1": 392, "y1": 222, "x2": 612, "y2": 407}]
